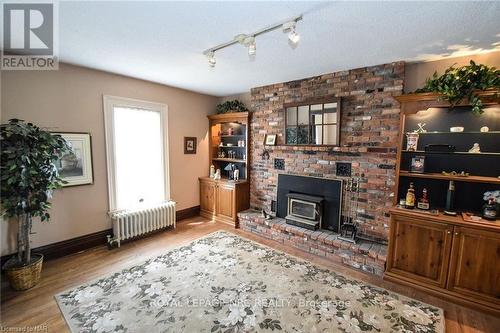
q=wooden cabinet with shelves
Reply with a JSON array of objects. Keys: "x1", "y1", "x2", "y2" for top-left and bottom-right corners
[
  {"x1": 386, "y1": 91, "x2": 500, "y2": 315},
  {"x1": 393, "y1": 91, "x2": 500, "y2": 210},
  {"x1": 199, "y1": 112, "x2": 251, "y2": 227},
  {"x1": 208, "y1": 112, "x2": 249, "y2": 180}
]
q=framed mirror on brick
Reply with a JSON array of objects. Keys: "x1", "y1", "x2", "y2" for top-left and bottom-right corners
[{"x1": 284, "y1": 98, "x2": 341, "y2": 146}]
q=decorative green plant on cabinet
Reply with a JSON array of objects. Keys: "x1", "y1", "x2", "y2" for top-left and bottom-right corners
[
  {"x1": 216, "y1": 100, "x2": 248, "y2": 114},
  {"x1": 416, "y1": 60, "x2": 500, "y2": 115}
]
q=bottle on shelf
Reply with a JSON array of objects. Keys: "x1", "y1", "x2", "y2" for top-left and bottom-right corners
[
  {"x1": 209, "y1": 165, "x2": 215, "y2": 178},
  {"x1": 444, "y1": 180, "x2": 456, "y2": 216},
  {"x1": 417, "y1": 188, "x2": 430, "y2": 210},
  {"x1": 405, "y1": 182, "x2": 415, "y2": 209}
]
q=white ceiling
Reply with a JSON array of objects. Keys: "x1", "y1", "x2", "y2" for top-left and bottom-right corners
[{"x1": 58, "y1": 1, "x2": 500, "y2": 96}]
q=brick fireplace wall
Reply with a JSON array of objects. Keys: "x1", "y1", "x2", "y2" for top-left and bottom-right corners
[{"x1": 249, "y1": 62, "x2": 405, "y2": 242}]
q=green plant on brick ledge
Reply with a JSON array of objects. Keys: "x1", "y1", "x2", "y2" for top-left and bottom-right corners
[
  {"x1": 1, "y1": 119, "x2": 71, "y2": 290},
  {"x1": 415, "y1": 60, "x2": 500, "y2": 115},
  {"x1": 216, "y1": 99, "x2": 248, "y2": 114}
]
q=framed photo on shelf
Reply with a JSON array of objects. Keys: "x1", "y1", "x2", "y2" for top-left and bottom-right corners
[
  {"x1": 54, "y1": 132, "x2": 94, "y2": 187},
  {"x1": 264, "y1": 134, "x2": 277, "y2": 146},
  {"x1": 184, "y1": 137, "x2": 197, "y2": 154},
  {"x1": 409, "y1": 155, "x2": 425, "y2": 173}
]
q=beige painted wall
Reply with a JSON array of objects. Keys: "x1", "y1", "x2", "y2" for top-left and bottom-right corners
[
  {"x1": 1, "y1": 63, "x2": 218, "y2": 255},
  {"x1": 405, "y1": 51, "x2": 500, "y2": 92}
]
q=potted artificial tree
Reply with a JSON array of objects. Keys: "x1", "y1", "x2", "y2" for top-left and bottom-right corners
[{"x1": 1, "y1": 119, "x2": 70, "y2": 290}]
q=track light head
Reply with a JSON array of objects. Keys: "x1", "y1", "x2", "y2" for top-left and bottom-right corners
[
  {"x1": 248, "y1": 43, "x2": 256, "y2": 56},
  {"x1": 288, "y1": 28, "x2": 300, "y2": 45},
  {"x1": 283, "y1": 21, "x2": 300, "y2": 47},
  {"x1": 207, "y1": 51, "x2": 216, "y2": 67},
  {"x1": 246, "y1": 37, "x2": 256, "y2": 56}
]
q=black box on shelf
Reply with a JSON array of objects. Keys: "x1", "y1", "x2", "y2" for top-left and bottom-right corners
[{"x1": 424, "y1": 144, "x2": 456, "y2": 152}]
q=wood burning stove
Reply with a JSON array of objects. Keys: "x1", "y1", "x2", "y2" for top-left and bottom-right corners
[
  {"x1": 285, "y1": 193, "x2": 323, "y2": 230},
  {"x1": 277, "y1": 174, "x2": 342, "y2": 232}
]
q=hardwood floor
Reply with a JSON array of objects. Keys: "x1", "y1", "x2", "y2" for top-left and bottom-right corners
[{"x1": 1, "y1": 216, "x2": 499, "y2": 332}]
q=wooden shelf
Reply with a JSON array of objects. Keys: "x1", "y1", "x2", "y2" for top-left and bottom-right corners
[
  {"x1": 405, "y1": 131, "x2": 500, "y2": 135},
  {"x1": 402, "y1": 150, "x2": 500, "y2": 156},
  {"x1": 213, "y1": 158, "x2": 246, "y2": 163},
  {"x1": 207, "y1": 112, "x2": 249, "y2": 122},
  {"x1": 218, "y1": 145, "x2": 246, "y2": 148},
  {"x1": 220, "y1": 135, "x2": 246, "y2": 138},
  {"x1": 390, "y1": 206, "x2": 500, "y2": 232},
  {"x1": 399, "y1": 171, "x2": 500, "y2": 184},
  {"x1": 199, "y1": 176, "x2": 248, "y2": 184},
  {"x1": 395, "y1": 90, "x2": 500, "y2": 114}
]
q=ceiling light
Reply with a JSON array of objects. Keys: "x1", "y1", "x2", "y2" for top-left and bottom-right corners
[
  {"x1": 288, "y1": 28, "x2": 300, "y2": 45},
  {"x1": 203, "y1": 15, "x2": 302, "y2": 67},
  {"x1": 248, "y1": 43, "x2": 256, "y2": 56},
  {"x1": 207, "y1": 51, "x2": 216, "y2": 67},
  {"x1": 246, "y1": 37, "x2": 256, "y2": 56},
  {"x1": 283, "y1": 21, "x2": 300, "y2": 46}
]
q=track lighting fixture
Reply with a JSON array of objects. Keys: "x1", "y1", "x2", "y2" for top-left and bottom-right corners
[{"x1": 203, "y1": 15, "x2": 302, "y2": 67}]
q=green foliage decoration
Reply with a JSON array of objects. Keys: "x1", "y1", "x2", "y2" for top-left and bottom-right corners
[
  {"x1": 216, "y1": 100, "x2": 248, "y2": 114},
  {"x1": 416, "y1": 60, "x2": 500, "y2": 115}
]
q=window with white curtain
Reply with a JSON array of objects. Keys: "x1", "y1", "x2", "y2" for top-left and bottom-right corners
[{"x1": 103, "y1": 96, "x2": 169, "y2": 211}]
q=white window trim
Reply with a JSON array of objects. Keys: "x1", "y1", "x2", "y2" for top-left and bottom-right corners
[{"x1": 103, "y1": 95, "x2": 170, "y2": 211}]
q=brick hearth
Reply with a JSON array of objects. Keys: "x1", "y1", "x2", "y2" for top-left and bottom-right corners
[{"x1": 239, "y1": 210, "x2": 387, "y2": 276}]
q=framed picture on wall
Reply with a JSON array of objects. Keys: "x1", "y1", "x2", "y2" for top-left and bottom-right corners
[
  {"x1": 54, "y1": 132, "x2": 94, "y2": 187},
  {"x1": 184, "y1": 137, "x2": 197, "y2": 154},
  {"x1": 264, "y1": 134, "x2": 277, "y2": 146}
]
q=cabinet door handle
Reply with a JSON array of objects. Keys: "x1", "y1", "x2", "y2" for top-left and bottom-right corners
[
  {"x1": 455, "y1": 232, "x2": 459, "y2": 236},
  {"x1": 447, "y1": 230, "x2": 452, "y2": 234}
]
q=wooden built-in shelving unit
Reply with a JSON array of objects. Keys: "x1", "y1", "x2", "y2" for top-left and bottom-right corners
[
  {"x1": 207, "y1": 112, "x2": 250, "y2": 180},
  {"x1": 199, "y1": 112, "x2": 251, "y2": 227},
  {"x1": 385, "y1": 90, "x2": 500, "y2": 316}
]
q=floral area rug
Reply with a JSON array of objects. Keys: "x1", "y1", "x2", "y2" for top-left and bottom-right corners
[{"x1": 56, "y1": 231, "x2": 444, "y2": 333}]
